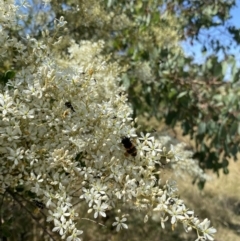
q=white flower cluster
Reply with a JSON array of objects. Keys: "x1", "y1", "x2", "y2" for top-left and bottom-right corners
[
  {"x1": 0, "y1": 1, "x2": 216, "y2": 241},
  {"x1": 154, "y1": 134, "x2": 209, "y2": 182}
]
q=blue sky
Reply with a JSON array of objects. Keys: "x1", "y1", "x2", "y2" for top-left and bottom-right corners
[
  {"x1": 181, "y1": 0, "x2": 240, "y2": 69},
  {"x1": 231, "y1": 0, "x2": 240, "y2": 27}
]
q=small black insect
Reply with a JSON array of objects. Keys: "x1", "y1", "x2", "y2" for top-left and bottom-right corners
[
  {"x1": 168, "y1": 198, "x2": 175, "y2": 205},
  {"x1": 121, "y1": 137, "x2": 137, "y2": 157},
  {"x1": 33, "y1": 200, "x2": 45, "y2": 209},
  {"x1": 65, "y1": 101, "x2": 75, "y2": 112}
]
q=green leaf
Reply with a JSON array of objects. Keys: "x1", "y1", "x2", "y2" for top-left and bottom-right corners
[
  {"x1": 168, "y1": 88, "x2": 177, "y2": 99},
  {"x1": 165, "y1": 111, "x2": 177, "y2": 126},
  {"x1": 229, "y1": 122, "x2": 238, "y2": 136},
  {"x1": 198, "y1": 122, "x2": 206, "y2": 135},
  {"x1": 0, "y1": 70, "x2": 16, "y2": 86},
  {"x1": 121, "y1": 73, "x2": 131, "y2": 88},
  {"x1": 177, "y1": 91, "x2": 188, "y2": 99},
  {"x1": 221, "y1": 61, "x2": 228, "y2": 76},
  {"x1": 181, "y1": 120, "x2": 191, "y2": 135},
  {"x1": 5, "y1": 70, "x2": 16, "y2": 79},
  {"x1": 223, "y1": 167, "x2": 229, "y2": 174},
  {"x1": 197, "y1": 180, "x2": 205, "y2": 190}
]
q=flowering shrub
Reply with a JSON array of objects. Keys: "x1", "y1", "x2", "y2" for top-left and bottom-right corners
[{"x1": 0, "y1": 1, "x2": 216, "y2": 241}]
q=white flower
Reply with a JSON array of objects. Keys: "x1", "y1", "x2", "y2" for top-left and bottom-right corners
[
  {"x1": 93, "y1": 200, "x2": 108, "y2": 218},
  {"x1": 197, "y1": 218, "x2": 217, "y2": 241},
  {"x1": 168, "y1": 205, "x2": 185, "y2": 224},
  {"x1": 18, "y1": 105, "x2": 35, "y2": 119},
  {"x1": 153, "y1": 192, "x2": 167, "y2": 211},
  {"x1": 112, "y1": 217, "x2": 128, "y2": 231},
  {"x1": 168, "y1": 144, "x2": 183, "y2": 162},
  {"x1": 52, "y1": 219, "x2": 66, "y2": 236},
  {"x1": 66, "y1": 228, "x2": 83, "y2": 241},
  {"x1": 139, "y1": 132, "x2": 154, "y2": 145},
  {"x1": 1, "y1": 126, "x2": 21, "y2": 142},
  {"x1": 86, "y1": 188, "x2": 101, "y2": 207},
  {"x1": 52, "y1": 205, "x2": 70, "y2": 223},
  {"x1": 44, "y1": 190, "x2": 55, "y2": 208},
  {"x1": 142, "y1": 140, "x2": 162, "y2": 157},
  {"x1": 160, "y1": 215, "x2": 169, "y2": 229},
  {"x1": 7, "y1": 147, "x2": 24, "y2": 165},
  {"x1": 91, "y1": 180, "x2": 107, "y2": 194},
  {"x1": 0, "y1": 93, "x2": 14, "y2": 116}
]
